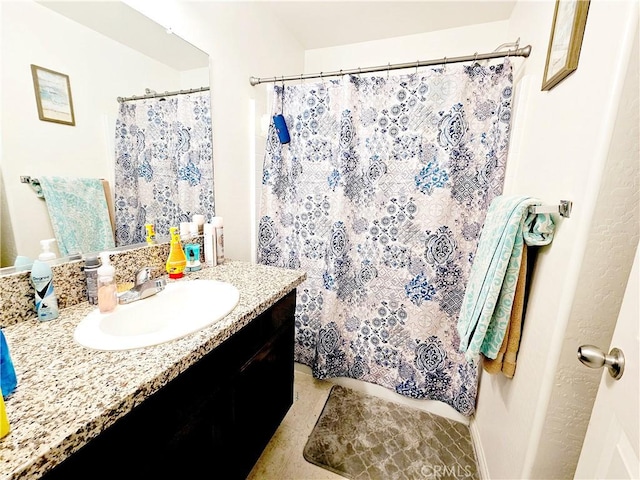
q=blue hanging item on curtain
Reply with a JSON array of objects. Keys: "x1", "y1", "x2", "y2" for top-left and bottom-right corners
[
  {"x1": 258, "y1": 60, "x2": 514, "y2": 416},
  {"x1": 114, "y1": 91, "x2": 215, "y2": 246}
]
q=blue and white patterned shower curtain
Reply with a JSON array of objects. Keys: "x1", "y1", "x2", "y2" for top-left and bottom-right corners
[
  {"x1": 114, "y1": 91, "x2": 214, "y2": 245},
  {"x1": 258, "y1": 61, "x2": 513, "y2": 416}
]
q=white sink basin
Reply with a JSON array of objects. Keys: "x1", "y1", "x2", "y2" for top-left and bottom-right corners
[{"x1": 74, "y1": 280, "x2": 240, "y2": 351}]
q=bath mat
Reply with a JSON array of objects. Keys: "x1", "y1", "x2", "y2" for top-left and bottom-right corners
[{"x1": 303, "y1": 385, "x2": 479, "y2": 480}]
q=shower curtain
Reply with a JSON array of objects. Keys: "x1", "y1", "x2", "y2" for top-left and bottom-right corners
[
  {"x1": 114, "y1": 91, "x2": 214, "y2": 245},
  {"x1": 259, "y1": 60, "x2": 513, "y2": 416}
]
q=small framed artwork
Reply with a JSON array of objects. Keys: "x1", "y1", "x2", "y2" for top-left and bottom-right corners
[
  {"x1": 541, "y1": 0, "x2": 591, "y2": 91},
  {"x1": 30, "y1": 64, "x2": 76, "y2": 126}
]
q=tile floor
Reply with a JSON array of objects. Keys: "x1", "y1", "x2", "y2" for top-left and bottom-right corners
[
  {"x1": 247, "y1": 369, "x2": 347, "y2": 480},
  {"x1": 247, "y1": 368, "x2": 480, "y2": 480}
]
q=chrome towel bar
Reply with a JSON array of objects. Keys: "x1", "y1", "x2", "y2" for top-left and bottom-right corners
[{"x1": 529, "y1": 200, "x2": 573, "y2": 218}]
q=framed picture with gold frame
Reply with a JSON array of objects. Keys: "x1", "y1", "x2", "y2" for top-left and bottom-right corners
[
  {"x1": 541, "y1": 0, "x2": 590, "y2": 91},
  {"x1": 30, "y1": 64, "x2": 76, "y2": 126}
]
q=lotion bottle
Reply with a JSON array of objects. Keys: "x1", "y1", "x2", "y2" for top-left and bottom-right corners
[
  {"x1": 97, "y1": 252, "x2": 117, "y2": 313},
  {"x1": 166, "y1": 227, "x2": 187, "y2": 279}
]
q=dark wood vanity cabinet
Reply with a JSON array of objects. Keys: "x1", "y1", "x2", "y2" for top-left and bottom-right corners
[{"x1": 42, "y1": 290, "x2": 296, "y2": 480}]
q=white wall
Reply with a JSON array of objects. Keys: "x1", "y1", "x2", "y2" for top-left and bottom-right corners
[
  {"x1": 305, "y1": 20, "x2": 510, "y2": 72},
  {"x1": 125, "y1": 0, "x2": 306, "y2": 263},
  {"x1": 0, "y1": 1, "x2": 191, "y2": 263},
  {"x1": 474, "y1": 1, "x2": 639, "y2": 479}
]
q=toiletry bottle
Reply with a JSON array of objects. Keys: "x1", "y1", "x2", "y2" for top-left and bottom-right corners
[
  {"x1": 166, "y1": 227, "x2": 187, "y2": 279},
  {"x1": 192, "y1": 214, "x2": 205, "y2": 235},
  {"x1": 0, "y1": 329, "x2": 17, "y2": 398},
  {"x1": 97, "y1": 252, "x2": 117, "y2": 313},
  {"x1": 211, "y1": 216, "x2": 224, "y2": 264},
  {"x1": 83, "y1": 254, "x2": 100, "y2": 305},
  {"x1": 145, "y1": 223, "x2": 156, "y2": 245},
  {"x1": 38, "y1": 238, "x2": 56, "y2": 261},
  {"x1": 0, "y1": 390, "x2": 9, "y2": 439},
  {"x1": 13, "y1": 255, "x2": 32, "y2": 271},
  {"x1": 203, "y1": 223, "x2": 217, "y2": 267},
  {"x1": 189, "y1": 222, "x2": 198, "y2": 239},
  {"x1": 185, "y1": 243, "x2": 202, "y2": 272},
  {"x1": 30, "y1": 258, "x2": 59, "y2": 322},
  {"x1": 180, "y1": 222, "x2": 191, "y2": 240}
]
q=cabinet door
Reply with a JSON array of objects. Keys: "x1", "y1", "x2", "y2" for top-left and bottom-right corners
[{"x1": 231, "y1": 322, "x2": 294, "y2": 479}]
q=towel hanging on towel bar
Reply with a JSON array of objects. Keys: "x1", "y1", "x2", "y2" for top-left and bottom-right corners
[
  {"x1": 38, "y1": 176, "x2": 115, "y2": 256},
  {"x1": 457, "y1": 195, "x2": 555, "y2": 366}
]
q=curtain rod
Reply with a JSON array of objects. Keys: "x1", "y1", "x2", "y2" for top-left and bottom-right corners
[
  {"x1": 249, "y1": 44, "x2": 531, "y2": 86},
  {"x1": 117, "y1": 86, "x2": 210, "y2": 103}
]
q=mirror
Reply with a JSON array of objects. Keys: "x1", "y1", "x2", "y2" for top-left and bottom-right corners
[{"x1": 0, "y1": 0, "x2": 210, "y2": 270}]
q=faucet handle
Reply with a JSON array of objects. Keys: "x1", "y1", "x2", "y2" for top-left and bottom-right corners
[{"x1": 135, "y1": 267, "x2": 154, "y2": 286}]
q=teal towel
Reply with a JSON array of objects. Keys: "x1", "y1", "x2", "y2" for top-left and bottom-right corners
[
  {"x1": 457, "y1": 195, "x2": 555, "y2": 363},
  {"x1": 40, "y1": 176, "x2": 115, "y2": 256}
]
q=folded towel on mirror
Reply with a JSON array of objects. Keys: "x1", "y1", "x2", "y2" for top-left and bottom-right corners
[
  {"x1": 457, "y1": 195, "x2": 554, "y2": 364},
  {"x1": 40, "y1": 176, "x2": 115, "y2": 256}
]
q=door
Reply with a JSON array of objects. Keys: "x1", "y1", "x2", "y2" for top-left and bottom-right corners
[{"x1": 574, "y1": 243, "x2": 639, "y2": 479}]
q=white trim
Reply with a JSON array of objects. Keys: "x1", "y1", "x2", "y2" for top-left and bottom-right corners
[
  {"x1": 470, "y1": 417, "x2": 490, "y2": 480},
  {"x1": 248, "y1": 99, "x2": 257, "y2": 264}
]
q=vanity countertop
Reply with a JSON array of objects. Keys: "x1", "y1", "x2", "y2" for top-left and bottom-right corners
[{"x1": 0, "y1": 261, "x2": 306, "y2": 480}]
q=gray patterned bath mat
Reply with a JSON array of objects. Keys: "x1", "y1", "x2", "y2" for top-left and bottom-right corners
[{"x1": 303, "y1": 385, "x2": 479, "y2": 480}]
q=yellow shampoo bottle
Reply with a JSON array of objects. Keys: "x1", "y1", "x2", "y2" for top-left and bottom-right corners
[
  {"x1": 166, "y1": 226, "x2": 187, "y2": 279},
  {"x1": 0, "y1": 391, "x2": 9, "y2": 439}
]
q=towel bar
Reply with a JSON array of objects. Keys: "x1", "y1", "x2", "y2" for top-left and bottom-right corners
[
  {"x1": 528, "y1": 200, "x2": 572, "y2": 218},
  {"x1": 20, "y1": 176, "x2": 44, "y2": 198}
]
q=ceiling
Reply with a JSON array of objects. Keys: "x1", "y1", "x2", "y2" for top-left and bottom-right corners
[
  {"x1": 36, "y1": 1, "x2": 209, "y2": 71},
  {"x1": 37, "y1": 1, "x2": 517, "y2": 67},
  {"x1": 258, "y1": 1, "x2": 517, "y2": 49}
]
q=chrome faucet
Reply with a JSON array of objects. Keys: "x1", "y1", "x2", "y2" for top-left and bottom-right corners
[{"x1": 118, "y1": 267, "x2": 167, "y2": 304}]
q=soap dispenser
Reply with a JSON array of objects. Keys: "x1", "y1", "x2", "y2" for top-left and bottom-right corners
[
  {"x1": 97, "y1": 252, "x2": 117, "y2": 313},
  {"x1": 38, "y1": 238, "x2": 56, "y2": 261},
  {"x1": 166, "y1": 226, "x2": 187, "y2": 279}
]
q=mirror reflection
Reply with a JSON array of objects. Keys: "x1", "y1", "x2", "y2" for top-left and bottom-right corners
[{"x1": 0, "y1": 1, "x2": 210, "y2": 270}]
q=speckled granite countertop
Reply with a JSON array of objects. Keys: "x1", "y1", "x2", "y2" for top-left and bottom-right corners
[{"x1": 0, "y1": 261, "x2": 306, "y2": 480}]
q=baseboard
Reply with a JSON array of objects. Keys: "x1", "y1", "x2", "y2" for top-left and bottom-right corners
[
  {"x1": 294, "y1": 362, "x2": 469, "y2": 425},
  {"x1": 469, "y1": 417, "x2": 490, "y2": 480}
]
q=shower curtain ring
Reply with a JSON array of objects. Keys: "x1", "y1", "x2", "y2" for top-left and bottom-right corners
[
  {"x1": 415, "y1": 60, "x2": 419, "y2": 74},
  {"x1": 474, "y1": 52, "x2": 478, "y2": 63},
  {"x1": 443, "y1": 57, "x2": 447, "y2": 71},
  {"x1": 387, "y1": 62, "x2": 391, "y2": 79}
]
